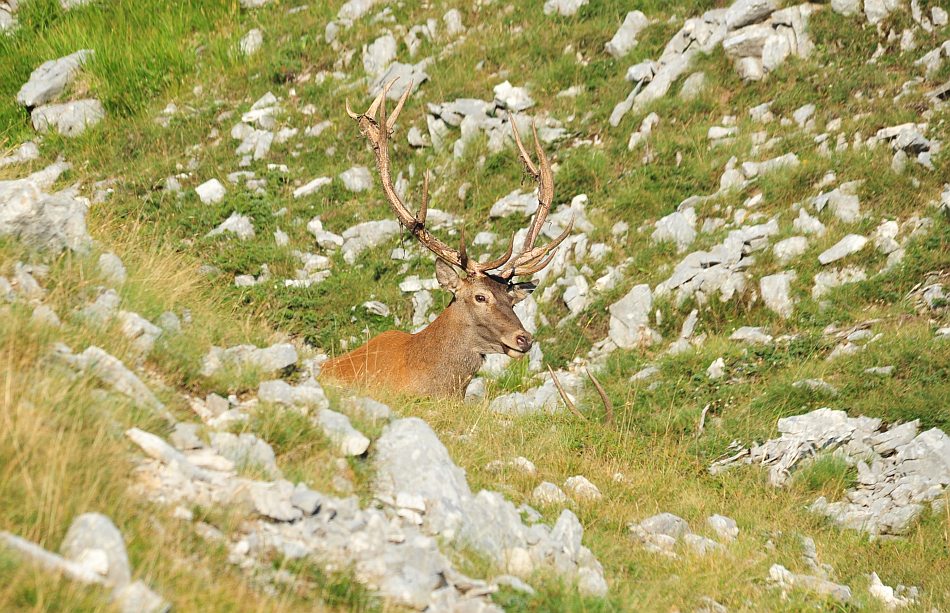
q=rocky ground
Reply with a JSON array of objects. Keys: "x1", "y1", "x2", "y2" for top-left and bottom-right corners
[{"x1": 0, "y1": 0, "x2": 949, "y2": 611}]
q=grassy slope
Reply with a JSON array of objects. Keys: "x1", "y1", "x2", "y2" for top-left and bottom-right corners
[{"x1": 1, "y1": 0, "x2": 949, "y2": 611}]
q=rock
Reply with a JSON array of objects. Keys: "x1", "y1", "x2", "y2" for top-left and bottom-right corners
[
  {"x1": 78, "y1": 289, "x2": 120, "y2": 323},
  {"x1": 31, "y1": 99, "x2": 105, "y2": 136},
  {"x1": 792, "y1": 103, "x2": 816, "y2": 128},
  {"x1": 864, "y1": 0, "x2": 893, "y2": 24},
  {"x1": 97, "y1": 253, "x2": 127, "y2": 285},
  {"x1": 493, "y1": 80, "x2": 534, "y2": 111},
  {"x1": 792, "y1": 379, "x2": 838, "y2": 395},
  {"x1": 293, "y1": 176, "x2": 332, "y2": 198},
  {"x1": 211, "y1": 432, "x2": 281, "y2": 479},
  {"x1": 0, "y1": 530, "x2": 108, "y2": 585},
  {"x1": 31, "y1": 304, "x2": 61, "y2": 326},
  {"x1": 813, "y1": 184, "x2": 862, "y2": 223},
  {"x1": 112, "y1": 581, "x2": 170, "y2": 613},
  {"x1": 239, "y1": 28, "x2": 263, "y2": 56},
  {"x1": 532, "y1": 481, "x2": 568, "y2": 505},
  {"x1": 249, "y1": 480, "x2": 302, "y2": 522},
  {"x1": 200, "y1": 343, "x2": 297, "y2": 376},
  {"x1": 258, "y1": 379, "x2": 329, "y2": 410},
  {"x1": 16, "y1": 50, "x2": 93, "y2": 108},
  {"x1": 0, "y1": 169, "x2": 92, "y2": 252},
  {"x1": 59, "y1": 345, "x2": 168, "y2": 418},
  {"x1": 608, "y1": 284, "x2": 660, "y2": 349},
  {"x1": 362, "y1": 34, "x2": 397, "y2": 78},
  {"x1": 543, "y1": 0, "x2": 588, "y2": 17},
  {"x1": 630, "y1": 512, "x2": 690, "y2": 540},
  {"x1": 206, "y1": 212, "x2": 255, "y2": 240},
  {"x1": 631, "y1": 366, "x2": 660, "y2": 382},
  {"x1": 118, "y1": 311, "x2": 162, "y2": 354},
  {"x1": 773, "y1": 236, "x2": 808, "y2": 263},
  {"x1": 865, "y1": 365, "x2": 894, "y2": 377},
  {"x1": 707, "y1": 357, "x2": 726, "y2": 379},
  {"x1": 769, "y1": 564, "x2": 851, "y2": 602},
  {"x1": 652, "y1": 209, "x2": 696, "y2": 251},
  {"x1": 706, "y1": 514, "x2": 738, "y2": 541},
  {"x1": 339, "y1": 166, "x2": 373, "y2": 192},
  {"x1": 730, "y1": 326, "x2": 773, "y2": 344},
  {"x1": 564, "y1": 476, "x2": 602, "y2": 502},
  {"x1": 195, "y1": 179, "x2": 226, "y2": 204},
  {"x1": 0, "y1": 141, "x2": 40, "y2": 168},
  {"x1": 60, "y1": 513, "x2": 131, "y2": 588},
  {"x1": 725, "y1": 0, "x2": 779, "y2": 30},
  {"x1": 818, "y1": 234, "x2": 868, "y2": 265},
  {"x1": 683, "y1": 534, "x2": 723, "y2": 556},
  {"x1": 369, "y1": 60, "x2": 430, "y2": 101},
  {"x1": 605, "y1": 11, "x2": 649, "y2": 58},
  {"x1": 443, "y1": 9, "x2": 465, "y2": 36},
  {"x1": 813, "y1": 266, "x2": 866, "y2": 299},
  {"x1": 341, "y1": 219, "x2": 400, "y2": 264},
  {"x1": 679, "y1": 72, "x2": 707, "y2": 101},
  {"x1": 760, "y1": 271, "x2": 796, "y2": 318},
  {"x1": 317, "y1": 409, "x2": 370, "y2": 456},
  {"x1": 832, "y1": 0, "x2": 861, "y2": 15},
  {"x1": 869, "y1": 572, "x2": 916, "y2": 609}
]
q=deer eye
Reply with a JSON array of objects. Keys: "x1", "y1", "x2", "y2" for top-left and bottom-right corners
[{"x1": 475, "y1": 294, "x2": 487, "y2": 303}]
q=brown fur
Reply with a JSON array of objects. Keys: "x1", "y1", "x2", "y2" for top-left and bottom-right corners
[{"x1": 321, "y1": 266, "x2": 531, "y2": 397}]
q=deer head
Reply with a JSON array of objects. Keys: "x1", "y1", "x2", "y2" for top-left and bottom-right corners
[{"x1": 344, "y1": 79, "x2": 570, "y2": 368}]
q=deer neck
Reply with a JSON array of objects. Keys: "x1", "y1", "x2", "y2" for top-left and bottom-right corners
[{"x1": 412, "y1": 301, "x2": 484, "y2": 390}]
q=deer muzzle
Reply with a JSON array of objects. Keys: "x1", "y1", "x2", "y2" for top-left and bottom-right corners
[{"x1": 503, "y1": 331, "x2": 533, "y2": 358}]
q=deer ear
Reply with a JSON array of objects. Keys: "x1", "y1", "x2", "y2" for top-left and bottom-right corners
[
  {"x1": 435, "y1": 259, "x2": 463, "y2": 293},
  {"x1": 509, "y1": 281, "x2": 536, "y2": 304}
]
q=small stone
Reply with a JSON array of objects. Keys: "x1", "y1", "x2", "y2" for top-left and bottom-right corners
[
  {"x1": 60, "y1": 513, "x2": 131, "y2": 587},
  {"x1": 94, "y1": 253, "x2": 126, "y2": 287},
  {"x1": 564, "y1": 476, "x2": 602, "y2": 502},
  {"x1": 773, "y1": 236, "x2": 808, "y2": 263},
  {"x1": 760, "y1": 271, "x2": 796, "y2": 318},
  {"x1": 239, "y1": 28, "x2": 263, "y2": 56},
  {"x1": 679, "y1": 72, "x2": 707, "y2": 101},
  {"x1": 195, "y1": 179, "x2": 226, "y2": 204},
  {"x1": 707, "y1": 357, "x2": 726, "y2": 380},
  {"x1": 543, "y1": 0, "x2": 588, "y2": 17},
  {"x1": 316, "y1": 409, "x2": 370, "y2": 456},
  {"x1": 706, "y1": 514, "x2": 739, "y2": 541},
  {"x1": 31, "y1": 99, "x2": 105, "y2": 136},
  {"x1": 532, "y1": 481, "x2": 568, "y2": 505},
  {"x1": 818, "y1": 234, "x2": 868, "y2": 265},
  {"x1": 206, "y1": 212, "x2": 254, "y2": 240},
  {"x1": 730, "y1": 326, "x2": 773, "y2": 344},
  {"x1": 631, "y1": 512, "x2": 690, "y2": 539}
]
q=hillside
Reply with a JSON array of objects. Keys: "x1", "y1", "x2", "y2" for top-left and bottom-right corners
[{"x1": 0, "y1": 0, "x2": 949, "y2": 611}]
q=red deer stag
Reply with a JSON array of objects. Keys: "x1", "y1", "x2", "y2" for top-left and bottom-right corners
[{"x1": 320, "y1": 79, "x2": 571, "y2": 397}]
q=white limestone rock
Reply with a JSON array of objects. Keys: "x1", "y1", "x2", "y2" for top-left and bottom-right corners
[
  {"x1": 195, "y1": 179, "x2": 226, "y2": 204},
  {"x1": 605, "y1": 11, "x2": 649, "y2": 58},
  {"x1": 31, "y1": 99, "x2": 105, "y2": 136}
]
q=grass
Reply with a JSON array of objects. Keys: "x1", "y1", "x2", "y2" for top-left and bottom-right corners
[{"x1": 0, "y1": 0, "x2": 948, "y2": 610}]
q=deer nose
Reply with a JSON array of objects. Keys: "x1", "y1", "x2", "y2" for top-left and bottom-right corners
[{"x1": 516, "y1": 333, "x2": 533, "y2": 352}]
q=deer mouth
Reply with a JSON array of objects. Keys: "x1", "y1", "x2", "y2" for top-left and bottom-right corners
[{"x1": 503, "y1": 345, "x2": 527, "y2": 358}]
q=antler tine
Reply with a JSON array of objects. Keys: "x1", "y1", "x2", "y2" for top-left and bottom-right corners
[
  {"x1": 548, "y1": 366, "x2": 587, "y2": 421},
  {"x1": 586, "y1": 368, "x2": 614, "y2": 426},
  {"x1": 522, "y1": 121, "x2": 555, "y2": 252},
  {"x1": 494, "y1": 118, "x2": 565, "y2": 280},
  {"x1": 348, "y1": 80, "x2": 473, "y2": 273},
  {"x1": 387, "y1": 81, "x2": 412, "y2": 130},
  {"x1": 473, "y1": 234, "x2": 515, "y2": 273},
  {"x1": 510, "y1": 117, "x2": 539, "y2": 177},
  {"x1": 417, "y1": 171, "x2": 429, "y2": 225}
]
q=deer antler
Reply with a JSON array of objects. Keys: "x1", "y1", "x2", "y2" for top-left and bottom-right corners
[
  {"x1": 347, "y1": 79, "x2": 569, "y2": 280},
  {"x1": 347, "y1": 78, "x2": 512, "y2": 276},
  {"x1": 496, "y1": 120, "x2": 573, "y2": 280}
]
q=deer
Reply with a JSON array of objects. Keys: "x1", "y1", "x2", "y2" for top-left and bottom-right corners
[{"x1": 319, "y1": 79, "x2": 573, "y2": 398}]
